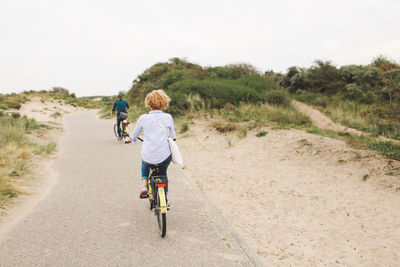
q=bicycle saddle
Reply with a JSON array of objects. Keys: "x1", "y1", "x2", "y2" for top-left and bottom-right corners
[{"x1": 146, "y1": 163, "x2": 167, "y2": 176}]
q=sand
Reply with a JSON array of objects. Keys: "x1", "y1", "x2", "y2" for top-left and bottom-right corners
[
  {"x1": 177, "y1": 118, "x2": 400, "y2": 266},
  {"x1": 17, "y1": 97, "x2": 84, "y2": 124}
]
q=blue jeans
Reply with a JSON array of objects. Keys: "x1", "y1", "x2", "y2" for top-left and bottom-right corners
[
  {"x1": 141, "y1": 155, "x2": 171, "y2": 194},
  {"x1": 116, "y1": 115, "x2": 122, "y2": 137}
]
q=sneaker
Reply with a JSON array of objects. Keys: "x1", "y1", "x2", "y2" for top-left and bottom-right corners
[{"x1": 139, "y1": 187, "x2": 149, "y2": 199}]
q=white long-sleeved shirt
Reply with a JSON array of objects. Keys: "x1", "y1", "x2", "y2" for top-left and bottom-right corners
[{"x1": 129, "y1": 110, "x2": 176, "y2": 164}]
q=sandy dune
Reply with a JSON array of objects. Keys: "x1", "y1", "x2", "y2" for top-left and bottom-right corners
[
  {"x1": 178, "y1": 119, "x2": 400, "y2": 266},
  {"x1": 18, "y1": 97, "x2": 83, "y2": 124}
]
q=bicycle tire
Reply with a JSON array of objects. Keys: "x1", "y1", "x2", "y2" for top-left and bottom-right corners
[
  {"x1": 113, "y1": 124, "x2": 119, "y2": 139},
  {"x1": 122, "y1": 128, "x2": 129, "y2": 139},
  {"x1": 155, "y1": 190, "x2": 167, "y2": 238},
  {"x1": 148, "y1": 182, "x2": 154, "y2": 210}
]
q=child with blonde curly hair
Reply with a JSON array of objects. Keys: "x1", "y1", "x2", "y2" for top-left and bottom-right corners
[{"x1": 129, "y1": 89, "x2": 176, "y2": 207}]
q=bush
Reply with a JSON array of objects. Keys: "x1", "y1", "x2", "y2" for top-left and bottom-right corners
[
  {"x1": 237, "y1": 126, "x2": 248, "y2": 138},
  {"x1": 11, "y1": 112, "x2": 20, "y2": 119},
  {"x1": 206, "y1": 67, "x2": 231, "y2": 79},
  {"x1": 168, "y1": 78, "x2": 265, "y2": 109},
  {"x1": 161, "y1": 71, "x2": 185, "y2": 89},
  {"x1": 256, "y1": 130, "x2": 268, "y2": 137},
  {"x1": 369, "y1": 141, "x2": 400, "y2": 160},
  {"x1": 265, "y1": 90, "x2": 289, "y2": 106},
  {"x1": 213, "y1": 122, "x2": 236, "y2": 133},
  {"x1": 179, "y1": 122, "x2": 189, "y2": 133},
  {"x1": 51, "y1": 87, "x2": 69, "y2": 95},
  {"x1": 226, "y1": 63, "x2": 259, "y2": 79}
]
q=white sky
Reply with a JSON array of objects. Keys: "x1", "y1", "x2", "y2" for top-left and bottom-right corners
[{"x1": 1, "y1": 0, "x2": 399, "y2": 96}]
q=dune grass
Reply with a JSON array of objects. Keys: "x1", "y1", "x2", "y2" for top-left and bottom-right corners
[
  {"x1": 0, "y1": 110, "x2": 57, "y2": 206},
  {"x1": 220, "y1": 102, "x2": 312, "y2": 128}
]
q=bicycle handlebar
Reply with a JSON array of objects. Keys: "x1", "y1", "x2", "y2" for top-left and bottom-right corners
[{"x1": 135, "y1": 137, "x2": 175, "y2": 143}]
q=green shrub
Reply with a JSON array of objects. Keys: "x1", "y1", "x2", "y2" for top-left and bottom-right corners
[
  {"x1": 256, "y1": 130, "x2": 268, "y2": 137},
  {"x1": 306, "y1": 127, "x2": 324, "y2": 134},
  {"x1": 11, "y1": 112, "x2": 20, "y2": 119},
  {"x1": 222, "y1": 103, "x2": 312, "y2": 128},
  {"x1": 179, "y1": 122, "x2": 189, "y2": 133},
  {"x1": 161, "y1": 71, "x2": 185, "y2": 88},
  {"x1": 213, "y1": 122, "x2": 236, "y2": 133},
  {"x1": 369, "y1": 141, "x2": 400, "y2": 160},
  {"x1": 34, "y1": 142, "x2": 57, "y2": 155},
  {"x1": 51, "y1": 111, "x2": 62, "y2": 118},
  {"x1": 168, "y1": 78, "x2": 264, "y2": 109},
  {"x1": 265, "y1": 90, "x2": 289, "y2": 106},
  {"x1": 0, "y1": 104, "x2": 8, "y2": 110},
  {"x1": 226, "y1": 63, "x2": 259, "y2": 79},
  {"x1": 237, "y1": 125, "x2": 248, "y2": 138}
]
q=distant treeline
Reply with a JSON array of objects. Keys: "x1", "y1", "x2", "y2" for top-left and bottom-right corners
[{"x1": 278, "y1": 56, "x2": 400, "y2": 105}]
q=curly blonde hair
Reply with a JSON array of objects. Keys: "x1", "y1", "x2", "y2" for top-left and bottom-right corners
[{"x1": 145, "y1": 89, "x2": 171, "y2": 110}]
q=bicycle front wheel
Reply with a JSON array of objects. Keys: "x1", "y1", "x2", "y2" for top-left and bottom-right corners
[{"x1": 113, "y1": 124, "x2": 119, "y2": 140}]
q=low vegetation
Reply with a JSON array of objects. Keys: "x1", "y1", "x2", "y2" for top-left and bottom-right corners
[
  {"x1": 116, "y1": 57, "x2": 400, "y2": 161},
  {"x1": 256, "y1": 130, "x2": 268, "y2": 137},
  {"x1": 0, "y1": 112, "x2": 55, "y2": 205},
  {"x1": 0, "y1": 89, "x2": 102, "y2": 206}
]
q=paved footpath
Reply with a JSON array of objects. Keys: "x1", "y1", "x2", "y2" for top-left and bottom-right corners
[{"x1": 0, "y1": 111, "x2": 258, "y2": 266}]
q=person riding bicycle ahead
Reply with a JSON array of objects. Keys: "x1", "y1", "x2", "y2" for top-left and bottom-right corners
[{"x1": 112, "y1": 93, "x2": 129, "y2": 139}]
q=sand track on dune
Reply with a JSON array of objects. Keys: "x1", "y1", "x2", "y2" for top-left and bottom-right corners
[
  {"x1": 291, "y1": 100, "x2": 400, "y2": 145},
  {"x1": 291, "y1": 100, "x2": 365, "y2": 136}
]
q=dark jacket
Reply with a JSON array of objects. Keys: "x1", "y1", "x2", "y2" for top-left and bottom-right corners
[{"x1": 112, "y1": 99, "x2": 129, "y2": 114}]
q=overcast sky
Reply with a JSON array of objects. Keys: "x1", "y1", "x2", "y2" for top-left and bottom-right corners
[{"x1": 1, "y1": 0, "x2": 399, "y2": 97}]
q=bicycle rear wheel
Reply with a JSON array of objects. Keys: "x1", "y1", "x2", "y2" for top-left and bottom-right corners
[
  {"x1": 149, "y1": 183, "x2": 154, "y2": 210},
  {"x1": 113, "y1": 124, "x2": 119, "y2": 139},
  {"x1": 122, "y1": 128, "x2": 129, "y2": 139},
  {"x1": 155, "y1": 189, "x2": 167, "y2": 238}
]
